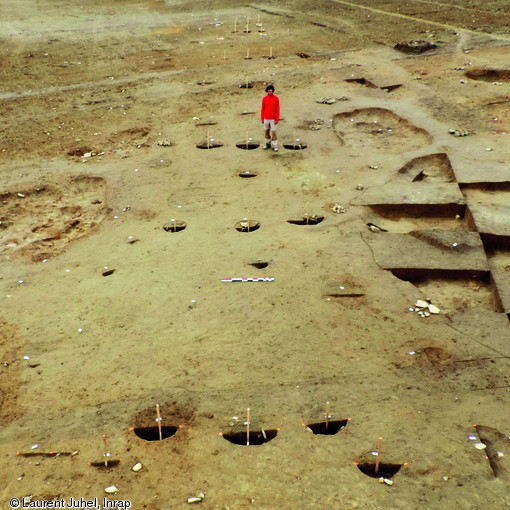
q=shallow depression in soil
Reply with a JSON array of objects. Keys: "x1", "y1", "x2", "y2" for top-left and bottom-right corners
[{"x1": 332, "y1": 108, "x2": 432, "y2": 153}]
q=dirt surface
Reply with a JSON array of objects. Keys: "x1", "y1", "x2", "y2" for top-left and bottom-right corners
[{"x1": 1, "y1": 1, "x2": 510, "y2": 509}]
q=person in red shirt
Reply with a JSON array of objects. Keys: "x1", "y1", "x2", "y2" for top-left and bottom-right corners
[{"x1": 261, "y1": 84, "x2": 280, "y2": 152}]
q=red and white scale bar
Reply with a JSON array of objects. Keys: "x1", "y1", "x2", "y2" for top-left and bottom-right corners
[{"x1": 222, "y1": 277, "x2": 275, "y2": 282}]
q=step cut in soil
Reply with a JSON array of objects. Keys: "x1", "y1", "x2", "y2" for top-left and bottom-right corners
[
  {"x1": 345, "y1": 78, "x2": 378, "y2": 89},
  {"x1": 133, "y1": 426, "x2": 179, "y2": 441},
  {"x1": 221, "y1": 429, "x2": 278, "y2": 445}
]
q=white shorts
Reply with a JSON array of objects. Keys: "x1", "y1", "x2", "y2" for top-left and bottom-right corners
[{"x1": 263, "y1": 118, "x2": 277, "y2": 131}]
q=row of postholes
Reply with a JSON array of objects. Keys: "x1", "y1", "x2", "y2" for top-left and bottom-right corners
[
  {"x1": 196, "y1": 140, "x2": 307, "y2": 150},
  {"x1": 170, "y1": 141, "x2": 311, "y2": 232},
  {"x1": 17, "y1": 406, "x2": 410, "y2": 482},
  {"x1": 162, "y1": 213, "x2": 325, "y2": 233}
]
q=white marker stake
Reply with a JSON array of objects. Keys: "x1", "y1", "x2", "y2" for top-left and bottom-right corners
[
  {"x1": 103, "y1": 434, "x2": 108, "y2": 467},
  {"x1": 247, "y1": 408, "x2": 250, "y2": 446},
  {"x1": 156, "y1": 404, "x2": 162, "y2": 441},
  {"x1": 375, "y1": 437, "x2": 383, "y2": 474}
]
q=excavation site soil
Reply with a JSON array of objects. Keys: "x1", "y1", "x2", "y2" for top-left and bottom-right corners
[{"x1": 1, "y1": 0, "x2": 510, "y2": 508}]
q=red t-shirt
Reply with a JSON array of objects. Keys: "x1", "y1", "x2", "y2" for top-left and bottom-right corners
[{"x1": 261, "y1": 94, "x2": 280, "y2": 122}]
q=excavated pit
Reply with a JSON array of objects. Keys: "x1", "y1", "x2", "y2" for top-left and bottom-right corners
[
  {"x1": 287, "y1": 215, "x2": 324, "y2": 225},
  {"x1": 248, "y1": 261, "x2": 269, "y2": 269},
  {"x1": 237, "y1": 170, "x2": 258, "y2": 178},
  {"x1": 465, "y1": 69, "x2": 510, "y2": 82},
  {"x1": 333, "y1": 108, "x2": 432, "y2": 152},
  {"x1": 221, "y1": 429, "x2": 278, "y2": 446},
  {"x1": 236, "y1": 142, "x2": 260, "y2": 150},
  {"x1": 305, "y1": 419, "x2": 348, "y2": 435},
  {"x1": 163, "y1": 220, "x2": 187, "y2": 233},
  {"x1": 394, "y1": 40, "x2": 438, "y2": 54},
  {"x1": 283, "y1": 142, "x2": 307, "y2": 150},
  {"x1": 235, "y1": 220, "x2": 260, "y2": 232},
  {"x1": 89, "y1": 460, "x2": 121, "y2": 469},
  {"x1": 196, "y1": 142, "x2": 223, "y2": 149},
  {"x1": 356, "y1": 462, "x2": 403, "y2": 479},
  {"x1": 133, "y1": 426, "x2": 179, "y2": 441}
]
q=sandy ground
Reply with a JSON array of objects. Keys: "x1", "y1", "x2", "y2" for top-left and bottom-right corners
[{"x1": 1, "y1": 1, "x2": 510, "y2": 509}]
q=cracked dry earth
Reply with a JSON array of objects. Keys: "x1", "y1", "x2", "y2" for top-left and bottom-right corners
[{"x1": 1, "y1": 1, "x2": 510, "y2": 509}]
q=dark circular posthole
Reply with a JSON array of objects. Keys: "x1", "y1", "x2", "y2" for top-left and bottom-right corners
[
  {"x1": 287, "y1": 215, "x2": 324, "y2": 225},
  {"x1": 236, "y1": 142, "x2": 260, "y2": 150},
  {"x1": 133, "y1": 426, "x2": 179, "y2": 441},
  {"x1": 235, "y1": 220, "x2": 260, "y2": 232},
  {"x1": 89, "y1": 459, "x2": 121, "y2": 468},
  {"x1": 196, "y1": 142, "x2": 223, "y2": 149},
  {"x1": 394, "y1": 40, "x2": 438, "y2": 54},
  {"x1": 306, "y1": 419, "x2": 348, "y2": 435},
  {"x1": 238, "y1": 170, "x2": 258, "y2": 178},
  {"x1": 248, "y1": 261, "x2": 268, "y2": 269},
  {"x1": 356, "y1": 462, "x2": 403, "y2": 479},
  {"x1": 222, "y1": 429, "x2": 278, "y2": 446},
  {"x1": 283, "y1": 142, "x2": 307, "y2": 150},
  {"x1": 163, "y1": 220, "x2": 187, "y2": 232}
]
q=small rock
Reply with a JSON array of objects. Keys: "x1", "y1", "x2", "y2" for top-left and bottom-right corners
[
  {"x1": 132, "y1": 462, "x2": 143, "y2": 472},
  {"x1": 104, "y1": 486, "x2": 119, "y2": 494},
  {"x1": 188, "y1": 492, "x2": 205, "y2": 504},
  {"x1": 356, "y1": 184, "x2": 364, "y2": 190},
  {"x1": 449, "y1": 128, "x2": 469, "y2": 137},
  {"x1": 415, "y1": 300, "x2": 428, "y2": 308},
  {"x1": 157, "y1": 139, "x2": 172, "y2": 146},
  {"x1": 428, "y1": 304, "x2": 440, "y2": 314},
  {"x1": 474, "y1": 443, "x2": 487, "y2": 450},
  {"x1": 331, "y1": 204, "x2": 346, "y2": 214},
  {"x1": 443, "y1": 476, "x2": 449, "y2": 481}
]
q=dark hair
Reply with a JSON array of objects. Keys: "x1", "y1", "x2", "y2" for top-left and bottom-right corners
[{"x1": 265, "y1": 84, "x2": 275, "y2": 92}]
